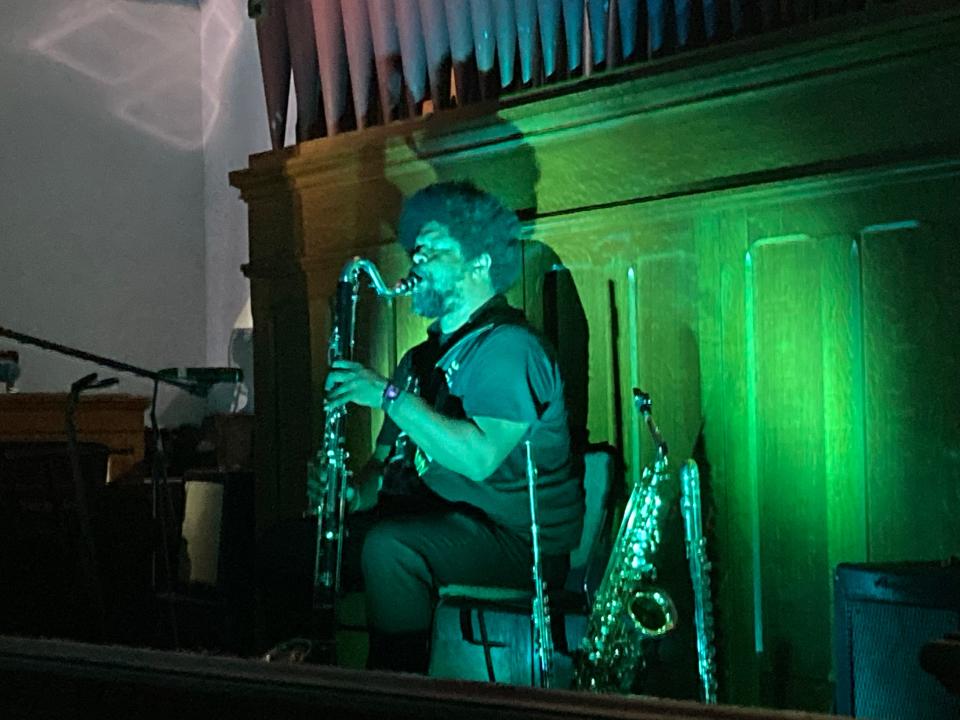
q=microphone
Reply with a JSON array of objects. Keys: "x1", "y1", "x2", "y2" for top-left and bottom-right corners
[
  {"x1": 157, "y1": 367, "x2": 244, "y2": 397},
  {"x1": 158, "y1": 367, "x2": 243, "y2": 385}
]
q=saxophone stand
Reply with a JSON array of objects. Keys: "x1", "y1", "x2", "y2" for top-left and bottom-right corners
[
  {"x1": 0, "y1": 325, "x2": 212, "y2": 649},
  {"x1": 263, "y1": 428, "x2": 345, "y2": 665}
]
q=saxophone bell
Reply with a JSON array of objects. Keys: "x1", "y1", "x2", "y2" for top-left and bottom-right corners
[{"x1": 628, "y1": 589, "x2": 678, "y2": 638}]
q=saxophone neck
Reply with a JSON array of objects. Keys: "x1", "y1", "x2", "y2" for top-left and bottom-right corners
[
  {"x1": 340, "y1": 256, "x2": 420, "y2": 297},
  {"x1": 634, "y1": 388, "x2": 669, "y2": 459}
]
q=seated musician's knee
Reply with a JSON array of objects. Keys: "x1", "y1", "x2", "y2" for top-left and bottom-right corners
[{"x1": 360, "y1": 520, "x2": 426, "y2": 584}]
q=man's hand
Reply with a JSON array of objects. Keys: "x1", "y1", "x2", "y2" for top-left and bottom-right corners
[
  {"x1": 324, "y1": 360, "x2": 389, "y2": 410},
  {"x1": 307, "y1": 466, "x2": 382, "y2": 514},
  {"x1": 306, "y1": 476, "x2": 365, "y2": 514}
]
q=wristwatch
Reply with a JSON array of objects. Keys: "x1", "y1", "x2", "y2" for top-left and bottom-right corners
[{"x1": 381, "y1": 382, "x2": 402, "y2": 412}]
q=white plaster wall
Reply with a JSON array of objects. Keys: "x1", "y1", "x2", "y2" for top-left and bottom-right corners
[
  {"x1": 0, "y1": 0, "x2": 206, "y2": 422},
  {"x1": 201, "y1": 0, "x2": 295, "y2": 414},
  {"x1": 201, "y1": 0, "x2": 259, "y2": 368},
  {"x1": 0, "y1": 0, "x2": 286, "y2": 424}
]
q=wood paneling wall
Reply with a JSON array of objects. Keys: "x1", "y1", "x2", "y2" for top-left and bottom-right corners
[{"x1": 231, "y1": 5, "x2": 960, "y2": 711}]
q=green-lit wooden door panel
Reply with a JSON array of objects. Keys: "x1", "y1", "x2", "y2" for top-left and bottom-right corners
[
  {"x1": 541, "y1": 227, "x2": 627, "y2": 451},
  {"x1": 521, "y1": 237, "x2": 591, "y2": 453},
  {"x1": 818, "y1": 236, "x2": 869, "y2": 579},
  {"x1": 635, "y1": 248, "x2": 701, "y2": 464},
  {"x1": 861, "y1": 218, "x2": 960, "y2": 562},
  {"x1": 616, "y1": 218, "x2": 700, "y2": 493},
  {"x1": 746, "y1": 232, "x2": 863, "y2": 709},
  {"x1": 566, "y1": 256, "x2": 619, "y2": 449},
  {"x1": 695, "y1": 208, "x2": 759, "y2": 705}
]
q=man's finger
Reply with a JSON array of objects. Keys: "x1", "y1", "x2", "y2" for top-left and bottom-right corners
[
  {"x1": 330, "y1": 360, "x2": 363, "y2": 370},
  {"x1": 326, "y1": 380, "x2": 358, "y2": 402},
  {"x1": 324, "y1": 369, "x2": 354, "y2": 389},
  {"x1": 325, "y1": 396, "x2": 348, "y2": 411}
]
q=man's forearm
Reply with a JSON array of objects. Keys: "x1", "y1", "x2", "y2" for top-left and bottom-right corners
[{"x1": 386, "y1": 391, "x2": 495, "y2": 481}]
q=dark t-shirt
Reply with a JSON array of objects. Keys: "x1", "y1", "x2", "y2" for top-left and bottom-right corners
[{"x1": 376, "y1": 299, "x2": 584, "y2": 555}]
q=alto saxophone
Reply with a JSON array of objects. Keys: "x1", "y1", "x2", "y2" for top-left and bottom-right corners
[
  {"x1": 574, "y1": 389, "x2": 678, "y2": 692},
  {"x1": 265, "y1": 257, "x2": 418, "y2": 663},
  {"x1": 680, "y1": 459, "x2": 718, "y2": 703}
]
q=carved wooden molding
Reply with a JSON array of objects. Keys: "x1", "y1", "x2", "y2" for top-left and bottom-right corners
[{"x1": 231, "y1": 4, "x2": 960, "y2": 203}]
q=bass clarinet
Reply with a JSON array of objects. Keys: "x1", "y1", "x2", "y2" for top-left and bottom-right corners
[{"x1": 265, "y1": 257, "x2": 418, "y2": 663}]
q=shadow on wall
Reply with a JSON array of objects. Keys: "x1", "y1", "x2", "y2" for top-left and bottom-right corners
[{"x1": 26, "y1": 0, "x2": 244, "y2": 151}]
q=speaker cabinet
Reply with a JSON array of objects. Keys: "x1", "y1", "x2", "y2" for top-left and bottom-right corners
[
  {"x1": 160, "y1": 469, "x2": 255, "y2": 653},
  {"x1": 0, "y1": 442, "x2": 110, "y2": 639},
  {"x1": 834, "y1": 560, "x2": 960, "y2": 719},
  {"x1": 178, "y1": 469, "x2": 254, "y2": 592}
]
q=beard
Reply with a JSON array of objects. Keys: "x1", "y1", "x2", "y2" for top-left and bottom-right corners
[{"x1": 412, "y1": 279, "x2": 462, "y2": 319}]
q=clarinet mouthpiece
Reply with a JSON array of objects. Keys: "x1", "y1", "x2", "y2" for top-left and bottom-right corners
[{"x1": 394, "y1": 271, "x2": 422, "y2": 296}]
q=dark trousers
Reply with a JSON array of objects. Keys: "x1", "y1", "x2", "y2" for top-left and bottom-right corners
[
  {"x1": 353, "y1": 492, "x2": 568, "y2": 632},
  {"x1": 258, "y1": 493, "x2": 567, "y2": 672},
  {"x1": 362, "y1": 508, "x2": 524, "y2": 633},
  {"x1": 352, "y1": 493, "x2": 568, "y2": 672}
]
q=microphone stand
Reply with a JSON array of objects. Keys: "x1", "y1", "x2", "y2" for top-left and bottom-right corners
[
  {"x1": 66, "y1": 372, "x2": 118, "y2": 641},
  {"x1": 0, "y1": 325, "x2": 209, "y2": 648},
  {"x1": 0, "y1": 326, "x2": 205, "y2": 396}
]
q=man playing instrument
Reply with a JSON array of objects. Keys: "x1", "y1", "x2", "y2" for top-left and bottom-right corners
[{"x1": 322, "y1": 181, "x2": 583, "y2": 674}]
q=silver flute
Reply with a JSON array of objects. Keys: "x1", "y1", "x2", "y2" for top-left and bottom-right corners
[
  {"x1": 680, "y1": 459, "x2": 718, "y2": 703},
  {"x1": 526, "y1": 440, "x2": 555, "y2": 688}
]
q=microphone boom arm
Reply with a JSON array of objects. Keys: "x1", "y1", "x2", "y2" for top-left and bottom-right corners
[{"x1": 0, "y1": 325, "x2": 206, "y2": 395}]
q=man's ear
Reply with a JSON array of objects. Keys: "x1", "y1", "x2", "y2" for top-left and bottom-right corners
[{"x1": 473, "y1": 253, "x2": 492, "y2": 275}]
